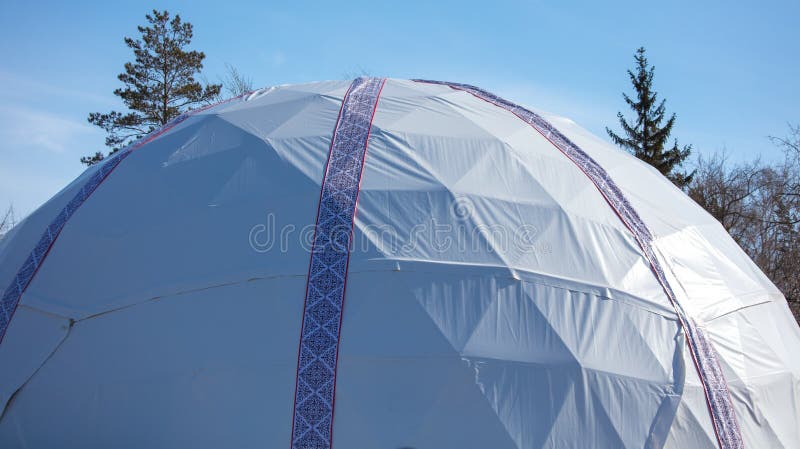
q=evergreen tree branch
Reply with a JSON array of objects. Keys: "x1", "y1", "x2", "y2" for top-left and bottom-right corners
[{"x1": 84, "y1": 9, "x2": 222, "y2": 166}]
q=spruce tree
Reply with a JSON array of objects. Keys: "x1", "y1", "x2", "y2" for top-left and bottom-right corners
[
  {"x1": 607, "y1": 47, "x2": 693, "y2": 187},
  {"x1": 84, "y1": 10, "x2": 221, "y2": 166}
]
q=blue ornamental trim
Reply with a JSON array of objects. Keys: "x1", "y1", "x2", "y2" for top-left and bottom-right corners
[
  {"x1": 290, "y1": 77, "x2": 386, "y2": 449},
  {"x1": 0, "y1": 94, "x2": 246, "y2": 345},
  {"x1": 0, "y1": 149, "x2": 132, "y2": 343},
  {"x1": 413, "y1": 79, "x2": 744, "y2": 449}
]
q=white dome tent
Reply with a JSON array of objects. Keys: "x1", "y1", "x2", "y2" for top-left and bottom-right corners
[{"x1": 0, "y1": 78, "x2": 798, "y2": 448}]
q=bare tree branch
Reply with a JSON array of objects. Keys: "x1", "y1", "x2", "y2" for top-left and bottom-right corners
[
  {"x1": 219, "y1": 63, "x2": 254, "y2": 98},
  {"x1": 0, "y1": 204, "x2": 17, "y2": 239},
  {"x1": 688, "y1": 125, "x2": 800, "y2": 321}
]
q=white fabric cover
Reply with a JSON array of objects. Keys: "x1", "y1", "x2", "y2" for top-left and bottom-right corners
[{"x1": 0, "y1": 79, "x2": 797, "y2": 448}]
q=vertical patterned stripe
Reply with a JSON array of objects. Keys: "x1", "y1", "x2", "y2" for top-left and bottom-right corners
[
  {"x1": 412, "y1": 79, "x2": 743, "y2": 449},
  {"x1": 290, "y1": 77, "x2": 386, "y2": 449},
  {"x1": 0, "y1": 94, "x2": 246, "y2": 345}
]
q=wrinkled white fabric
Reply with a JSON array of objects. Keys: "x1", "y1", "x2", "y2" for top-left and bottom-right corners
[{"x1": 0, "y1": 79, "x2": 797, "y2": 448}]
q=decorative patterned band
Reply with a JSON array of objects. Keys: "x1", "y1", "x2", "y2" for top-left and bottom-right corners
[
  {"x1": 412, "y1": 79, "x2": 744, "y2": 449},
  {"x1": 0, "y1": 93, "x2": 246, "y2": 345},
  {"x1": 290, "y1": 77, "x2": 386, "y2": 449}
]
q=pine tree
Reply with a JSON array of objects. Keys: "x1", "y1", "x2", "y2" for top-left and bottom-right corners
[
  {"x1": 84, "y1": 10, "x2": 221, "y2": 166},
  {"x1": 607, "y1": 47, "x2": 693, "y2": 187}
]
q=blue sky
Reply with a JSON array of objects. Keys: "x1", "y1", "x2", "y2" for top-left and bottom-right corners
[{"x1": 1, "y1": 0, "x2": 798, "y2": 216}]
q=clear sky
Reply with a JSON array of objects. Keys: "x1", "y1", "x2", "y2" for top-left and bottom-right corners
[{"x1": 1, "y1": 0, "x2": 798, "y2": 217}]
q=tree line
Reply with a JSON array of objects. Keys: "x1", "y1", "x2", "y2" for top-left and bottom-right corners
[{"x1": 610, "y1": 48, "x2": 799, "y2": 321}]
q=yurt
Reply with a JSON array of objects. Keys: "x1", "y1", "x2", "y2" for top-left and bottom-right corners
[{"x1": 1, "y1": 78, "x2": 798, "y2": 449}]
